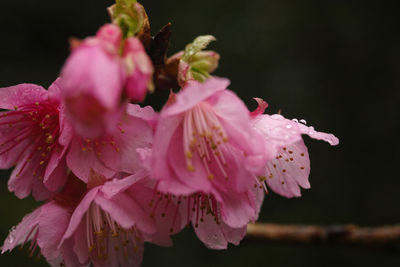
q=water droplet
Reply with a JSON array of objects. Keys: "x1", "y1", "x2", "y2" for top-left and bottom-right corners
[
  {"x1": 110, "y1": 188, "x2": 119, "y2": 193},
  {"x1": 286, "y1": 124, "x2": 292, "y2": 129},
  {"x1": 300, "y1": 119, "x2": 307, "y2": 124},
  {"x1": 8, "y1": 226, "x2": 16, "y2": 244},
  {"x1": 292, "y1": 118, "x2": 298, "y2": 123}
]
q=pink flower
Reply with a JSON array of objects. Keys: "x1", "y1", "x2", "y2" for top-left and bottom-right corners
[
  {"x1": 61, "y1": 24, "x2": 126, "y2": 139},
  {"x1": 151, "y1": 77, "x2": 267, "y2": 197},
  {"x1": 251, "y1": 98, "x2": 339, "y2": 198},
  {"x1": 2, "y1": 171, "x2": 178, "y2": 267},
  {"x1": 66, "y1": 104, "x2": 155, "y2": 183},
  {"x1": 148, "y1": 77, "x2": 267, "y2": 248},
  {"x1": 123, "y1": 37, "x2": 154, "y2": 102},
  {"x1": 1, "y1": 174, "x2": 85, "y2": 266},
  {"x1": 58, "y1": 170, "x2": 177, "y2": 267},
  {"x1": 0, "y1": 79, "x2": 70, "y2": 200}
]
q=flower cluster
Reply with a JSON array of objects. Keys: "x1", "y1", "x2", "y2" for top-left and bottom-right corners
[{"x1": 0, "y1": 1, "x2": 338, "y2": 266}]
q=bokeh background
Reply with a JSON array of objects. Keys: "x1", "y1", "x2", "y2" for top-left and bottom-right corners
[{"x1": 1, "y1": 0, "x2": 399, "y2": 266}]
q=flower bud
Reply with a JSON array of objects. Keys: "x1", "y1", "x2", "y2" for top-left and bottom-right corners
[
  {"x1": 123, "y1": 37, "x2": 154, "y2": 102},
  {"x1": 175, "y1": 35, "x2": 220, "y2": 85},
  {"x1": 61, "y1": 24, "x2": 126, "y2": 139}
]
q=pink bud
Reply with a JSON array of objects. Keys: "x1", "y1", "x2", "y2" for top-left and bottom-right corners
[
  {"x1": 123, "y1": 37, "x2": 154, "y2": 102},
  {"x1": 61, "y1": 39, "x2": 126, "y2": 138},
  {"x1": 96, "y1": 24, "x2": 122, "y2": 49}
]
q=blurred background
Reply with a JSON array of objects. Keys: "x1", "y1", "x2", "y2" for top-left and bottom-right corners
[{"x1": 0, "y1": 0, "x2": 399, "y2": 266}]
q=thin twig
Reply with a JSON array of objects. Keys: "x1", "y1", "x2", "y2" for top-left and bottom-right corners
[{"x1": 246, "y1": 223, "x2": 400, "y2": 247}]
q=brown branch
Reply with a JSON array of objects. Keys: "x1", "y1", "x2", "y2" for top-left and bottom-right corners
[{"x1": 246, "y1": 223, "x2": 400, "y2": 247}]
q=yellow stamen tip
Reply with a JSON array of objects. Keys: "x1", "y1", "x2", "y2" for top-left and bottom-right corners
[{"x1": 187, "y1": 165, "x2": 195, "y2": 172}]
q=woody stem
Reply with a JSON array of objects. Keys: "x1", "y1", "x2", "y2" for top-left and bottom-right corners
[{"x1": 246, "y1": 223, "x2": 400, "y2": 247}]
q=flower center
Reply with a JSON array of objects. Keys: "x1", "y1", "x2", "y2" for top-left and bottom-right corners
[
  {"x1": 86, "y1": 203, "x2": 141, "y2": 261},
  {"x1": 0, "y1": 102, "x2": 60, "y2": 178},
  {"x1": 183, "y1": 102, "x2": 229, "y2": 180}
]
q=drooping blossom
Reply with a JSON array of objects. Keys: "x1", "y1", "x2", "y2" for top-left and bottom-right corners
[
  {"x1": 251, "y1": 98, "x2": 339, "y2": 198},
  {"x1": 123, "y1": 37, "x2": 154, "y2": 102},
  {"x1": 1, "y1": 174, "x2": 86, "y2": 267},
  {"x1": 0, "y1": 79, "x2": 70, "y2": 200},
  {"x1": 151, "y1": 77, "x2": 267, "y2": 196},
  {"x1": 148, "y1": 77, "x2": 267, "y2": 248},
  {"x1": 61, "y1": 24, "x2": 126, "y2": 139},
  {"x1": 58, "y1": 170, "x2": 178, "y2": 267},
  {"x1": 2, "y1": 170, "x2": 179, "y2": 267},
  {"x1": 66, "y1": 103, "x2": 155, "y2": 183}
]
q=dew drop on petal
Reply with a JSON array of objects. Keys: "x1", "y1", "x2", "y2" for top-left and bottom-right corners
[
  {"x1": 110, "y1": 188, "x2": 119, "y2": 193},
  {"x1": 8, "y1": 226, "x2": 16, "y2": 244},
  {"x1": 286, "y1": 124, "x2": 292, "y2": 129},
  {"x1": 300, "y1": 119, "x2": 307, "y2": 124},
  {"x1": 292, "y1": 118, "x2": 299, "y2": 123}
]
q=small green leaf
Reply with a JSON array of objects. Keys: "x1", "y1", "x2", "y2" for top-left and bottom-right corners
[{"x1": 182, "y1": 35, "x2": 216, "y2": 62}]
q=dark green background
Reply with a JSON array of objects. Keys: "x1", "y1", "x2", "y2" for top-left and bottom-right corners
[{"x1": 1, "y1": 0, "x2": 399, "y2": 266}]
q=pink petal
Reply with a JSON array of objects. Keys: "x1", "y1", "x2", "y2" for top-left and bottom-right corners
[
  {"x1": 193, "y1": 210, "x2": 228, "y2": 249},
  {"x1": 211, "y1": 90, "x2": 269, "y2": 170},
  {"x1": 48, "y1": 77, "x2": 63, "y2": 104},
  {"x1": 44, "y1": 144, "x2": 68, "y2": 192},
  {"x1": 129, "y1": 184, "x2": 176, "y2": 246},
  {"x1": 221, "y1": 224, "x2": 247, "y2": 246},
  {"x1": 58, "y1": 105, "x2": 74, "y2": 147},
  {"x1": 248, "y1": 181, "x2": 265, "y2": 220},
  {"x1": 100, "y1": 170, "x2": 148, "y2": 199},
  {"x1": 1, "y1": 207, "x2": 41, "y2": 253},
  {"x1": 8, "y1": 152, "x2": 52, "y2": 201},
  {"x1": 37, "y1": 201, "x2": 71, "y2": 261},
  {"x1": 252, "y1": 114, "x2": 302, "y2": 152},
  {"x1": 250, "y1": 98, "x2": 268, "y2": 118},
  {"x1": 220, "y1": 192, "x2": 256, "y2": 228},
  {"x1": 126, "y1": 104, "x2": 157, "y2": 130},
  {"x1": 297, "y1": 123, "x2": 339, "y2": 146},
  {"x1": 0, "y1": 84, "x2": 48, "y2": 110},
  {"x1": 152, "y1": 115, "x2": 193, "y2": 195},
  {"x1": 95, "y1": 191, "x2": 156, "y2": 234},
  {"x1": 97, "y1": 112, "x2": 153, "y2": 174},
  {"x1": 71, "y1": 219, "x2": 90, "y2": 265},
  {"x1": 66, "y1": 137, "x2": 116, "y2": 183},
  {"x1": 96, "y1": 24, "x2": 122, "y2": 48},
  {"x1": 162, "y1": 77, "x2": 230, "y2": 117},
  {"x1": 265, "y1": 141, "x2": 311, "y2": 198},
  {"x1": 62, "y1": 45, "x2": 124, "y2": 109},
  {"x1": 59, "y1": 238, "x2": 82, "y2": 267},
  {"x1": 62, "y1": 188, "x2": 99, "y2": 242}
]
